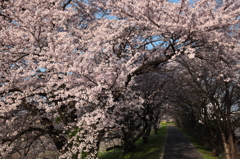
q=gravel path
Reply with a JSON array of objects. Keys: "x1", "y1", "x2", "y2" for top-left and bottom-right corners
[{"x1": 162, "y1": 126, "x2": 204, "y2": 159}]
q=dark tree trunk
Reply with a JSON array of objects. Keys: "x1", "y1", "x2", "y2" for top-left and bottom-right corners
[
  {"x1": 122, "y1": 137, "x2": 136, "y2": 152},
  {"x1": 153, "y1": 123, "x2": 159, "y2": 134},
  {"x1": 142, "y1": 122, "x2": 152, "y2": 143}
]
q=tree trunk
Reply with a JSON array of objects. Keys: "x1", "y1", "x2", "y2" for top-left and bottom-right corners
[
  {"x1": 227, "y1": 133, "x2": 237, "y2": 159},
  {"x1": 121, "y1": 127, "x2": 136, "y2": 152},
  {"x1": 153, "y1": 123, "x2": 158, "y2": 134},
  {"x1": 122, "y1": 137, "x2": 136, "y2": 152},
  {"x1": 222, "y1": 139, "x2": 237, "y2": 159},
  {"x1": 142, "y1": 122, "x2": 152, "y2": 143},
  {"x1": 217, "y1": 121, "x2": 237, "y2": 159}
]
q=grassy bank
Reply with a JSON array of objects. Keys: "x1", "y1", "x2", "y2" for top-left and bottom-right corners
[
  {"x1": 98, "y1": 122, "x2": 167, "y2": 159},
  {"x1": 175, "y1": 125, "x2": 218, "y2": 159}
]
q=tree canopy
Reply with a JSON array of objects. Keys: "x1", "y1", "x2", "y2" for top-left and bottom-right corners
[{"x1": 0, "y1": 0, "x2": 239, "y2": 159}]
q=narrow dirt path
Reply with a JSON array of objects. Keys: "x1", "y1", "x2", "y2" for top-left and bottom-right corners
[{"x1": 163, "y1": 126, "x2": 204, "y2": 159}]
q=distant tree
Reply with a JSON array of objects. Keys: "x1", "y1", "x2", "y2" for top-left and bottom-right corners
[{"x1": 170, "y1": 47, "x2": 240, "y2": 158}]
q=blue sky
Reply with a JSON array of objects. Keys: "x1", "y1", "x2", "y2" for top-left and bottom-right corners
[
  {"x1": 169, "y1": 0, "x2": 181, "y2": 3},
  {"x1": 169, "y1": 0, "x2": 195, "y2": 3}
]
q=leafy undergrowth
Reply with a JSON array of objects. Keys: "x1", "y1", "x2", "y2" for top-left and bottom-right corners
[
  {"x1": 176, "y1": 126, "x2": 218, "y2": 159},
  {"x1": 98, "y1": 122, "x2": 167, "y2": 159}
]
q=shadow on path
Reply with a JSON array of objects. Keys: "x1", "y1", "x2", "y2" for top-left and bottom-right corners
[{"x1": 163, "y1": 126, "x2": 204, "y2": 159}]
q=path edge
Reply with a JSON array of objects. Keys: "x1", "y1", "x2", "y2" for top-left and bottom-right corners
[{"x1": 159, "y1": 125, "x2": 168, "y2": 159}]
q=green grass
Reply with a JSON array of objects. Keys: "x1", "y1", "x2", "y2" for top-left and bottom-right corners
[
  {"x1": 175, "y1": 125, "x2": 218, "y2": 159},
  {"x1": 98, "y1": 122, "x2": 218, "y2": 159},
  {"x1": 98, "y1": 122, "x2": 167, "y2": 159}
]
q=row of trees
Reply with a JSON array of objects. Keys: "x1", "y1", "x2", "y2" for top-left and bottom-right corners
[
  {"x1": 169, "y1": 50, "x2": 240, "y2": 158},
  {"x1": 0, "y1": 0, "x2": 239, "y2": 159}
]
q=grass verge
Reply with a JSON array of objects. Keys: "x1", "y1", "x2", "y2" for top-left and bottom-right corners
[
  {"x1": 176, "y1": 125, "x2": 218, "y2": 159},
  {"x1": 98, "y1": 122, "x2": 167, "y2": 159}
]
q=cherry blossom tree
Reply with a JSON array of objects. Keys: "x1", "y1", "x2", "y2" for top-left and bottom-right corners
[
  {"x1": 0, "y1": 0, "x2": 239, "y2": 158},
  {"x1": 131, "y1": 72, "x2": 170, "y2": 141},
  {"x1": 168, "y1": 45, "x2": 240, "y2": 158}
]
